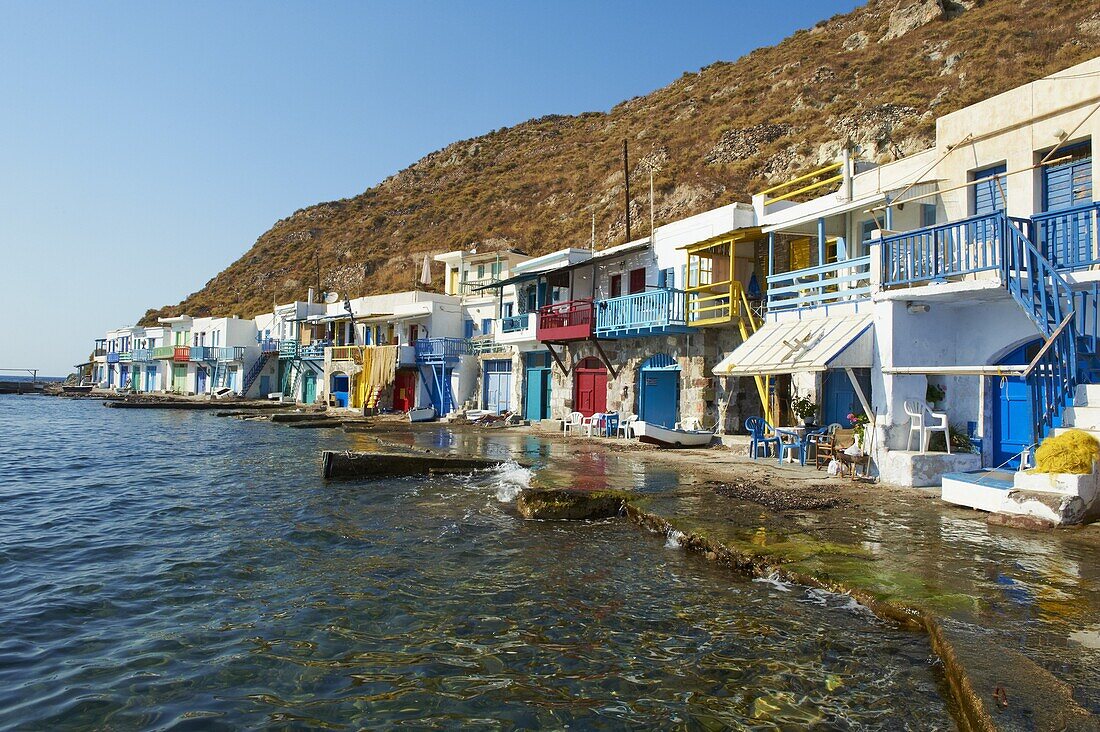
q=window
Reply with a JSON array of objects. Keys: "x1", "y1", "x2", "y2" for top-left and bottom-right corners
[
  {"x1": 481, "y1": 318, "x2": 493, "y2": 335},
  {"x1": 789, "y1": 238, "x2": 811, "y2": 271},
  {"x1": 609, "y1": 274, "x2": 622, "y2": 298},
  {"x1": 629, "y1": 268, "x2": 646, "y2": 294},
  {"x1": 502, "y1": 302, "x2": 514, "y2": 318},
  {"x1": 971, "y1": 164, "x2": 1007, "y2": 215},
  {"x1": 491, "y1": 261, "x2": 502, "y2": 278},
  {"x1": 860, "y1": 220, "x2": 877, "y2": 243},
  {"x1": 920, "y1": 204, "x2": 937, "y2": 228},
  {"x1": 464, "y1": 319, "x2": 475, "y2": 339},
  {"x1": 658, "y1": 267, "x2": 675, "y2": 289},
  {"x1": 477, "y1": 264, "x2": 485, "y2": 279}
]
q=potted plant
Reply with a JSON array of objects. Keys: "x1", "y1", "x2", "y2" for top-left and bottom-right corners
[
  {"x1": 848, "y1": 412, "x2": 870, "y2": 450},
  {"x1": 926, "y1": 383, "x2": 946, "y2": 409},
  {"x1": 791, "y1": 395, "x2": 818, "y2": 427}
]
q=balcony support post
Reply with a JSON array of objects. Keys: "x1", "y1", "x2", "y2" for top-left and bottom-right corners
[
  {"x1": 590, "y1": 338, "x2": 620, "y2": 380},
  {"x1": 817, "y1": 217, "x2": 826, "y2": 266},
  {"x1": 546, "y1": 343, "x2": 571, "y2": 375},
  {"x1": 767, "y1": 232, "x2": 775, "y2": 278}
]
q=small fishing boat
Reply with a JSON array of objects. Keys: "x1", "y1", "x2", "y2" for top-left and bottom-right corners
[
  {"x1": 633, "y1": 421, "x2": 714, "y2": 448},
  {"x1": 408, "y1": 406, "x2": 437, "y2": 423}
]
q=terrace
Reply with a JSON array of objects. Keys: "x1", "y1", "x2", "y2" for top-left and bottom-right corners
[
  {"x1": 190, "y1": 346, "x2": 216, "y2": 362},
  {"x1": 173, "y1": 346, "x2": 191, "y2": 362},
  {"x1": 152, "y1": 346, "x2": 175, "y2": 360},
  {"x1": 594, "y1": 288, "x2": 690, "y2": 339},
  {"x1": 131, "y1": 349, "x2": 152, "y2": 362},
  {"x1": 215, "y1": 346, "x2": 246, "y2": 362},
  {"x1": 536, "y1": 299, "x2": 594, "y2": 342},
  {"x1": 415, "y1": 337, "x2": 468, "y2": 364}
]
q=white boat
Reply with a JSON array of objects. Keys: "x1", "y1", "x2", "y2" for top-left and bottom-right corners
[
  {"x1": 633, "y1": 420, "x2": 714, "y2": 448},
  {"x1": 408, "y1": 406, "x2": 437, "y2": 423}
]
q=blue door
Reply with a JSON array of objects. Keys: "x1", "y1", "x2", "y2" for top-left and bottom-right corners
[
  {"x1": 332, "y1": 373, "x2": 349, "y2": 407},
  {"x1": 991, "y1": 340, "x2": 1041, "y2": 468},
  {"x1": 145, "y1": 365, "x2": 157, "y2": 391},
  {"x1": 483, "y1": 360, "x2": 512, "y2": 414},
  {"x1": 524, "y1": 352, "x2": 551, "y2": 421},
  {"x1": 119, "y1": 365, "x2": 130, "y2": 389},
  {"x1": 1041, "y1": 144, "x2": 1092, "y2": 268},
  {"x1": 822, "y1": 369, "x2": 870, "y2": 427},
  {"x1": 259, "y1": 375, "x2": 271, "y2": 395},
  {"x1": 196, "y1": 367, "x2": 207, "y2": 394},
  {"x1": 638, "y1": 354, "x2": 679, "y2": 428}
]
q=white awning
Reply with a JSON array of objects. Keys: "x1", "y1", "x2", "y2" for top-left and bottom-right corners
[{"x1": 713, "y1": 314, "x2": 873, "y2": 376}]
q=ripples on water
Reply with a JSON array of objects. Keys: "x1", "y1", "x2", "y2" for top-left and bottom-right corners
[{"x1": 0, "y1": 398, "x2": 951, "y2": 729}]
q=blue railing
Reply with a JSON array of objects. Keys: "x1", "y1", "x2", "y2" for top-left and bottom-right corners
[
  {"x1": 242, "y1": 351, "x2": 272, "y2": 395},
  {"x1": 415, "y1": 337, "x2": 468, "y2": 362},
  {"x1": 190, "y1": 346, "x2": 216, "y2": 361},
  {"x1": 131, "y1": 348, "x2": 152, "y2": 362},
  {"x1": 260, "y1": 338, "x2": 281, "y2": 354},
  {"x1": 1002, "y1": 215, "x2": 1072, "y2": 338},
  {"x1": 501, "y1": 312, "x2": 530, "y2": 333},
  {"x1": 881, "y1": 212, "x2": 1004, "y2": 286},
  {"x1": 1032, "y1": 202, "x2": 1100, "y2": 272},
  {"x1": 1074, "y1": 283, "x2": 1100, "y2": 356},
  {"x1": 279, "y1": 340, "x2": 300, "y2": 359},
  {"x1": 766, "y1": 256, "x2": 872, "y2": 311},
  {"x1": 594, "y1": 288, "x2": 687, "y2": 336},
  {"x1": 216, "y1": 346, "x2": 246, "y2": 361},
  {"x1": 300, "y1": 341, "x2": 330, "y2": 359},
  {"x1": 106, "y1": 352, "x2": 120, "y2": 364}
]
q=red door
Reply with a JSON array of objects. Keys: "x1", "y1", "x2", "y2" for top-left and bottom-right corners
[
  {"x1": 393, "y1": 369, "x2": 417, "y2": 412},
  {"x1": 573, "y1": 357, "x2": 608, "y2": 417},
  {"x1": 629, "y1": 268, "x2": 646, "y2": 294}
]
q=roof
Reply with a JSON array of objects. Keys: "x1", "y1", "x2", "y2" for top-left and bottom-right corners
[
  {"x1": 679, "y1": 227, "x2": 764, "y2": 251},
  {"x1": 477, "y1": 241, "x2": 650, "y2": 291},
  {"x1": 712, "y1": 314, "x2": 873, "y2": 376},
  {"x1": 761, "y1": 193, "x2": 885, "y2": 234}
]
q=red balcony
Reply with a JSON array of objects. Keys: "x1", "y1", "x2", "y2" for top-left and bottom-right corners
[
  {"x1": 536, "y1": 299, "x2": 595, "y2": 342},
  {"x1": 173, "y1": 346, "x2": 191, "y2": 363}
]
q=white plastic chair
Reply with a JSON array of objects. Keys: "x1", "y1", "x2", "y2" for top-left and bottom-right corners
[
  {"x1": 562, "y1": 411, "x2": 583, "y2": 434},
  {"x1": 581, "y1": 414, "x2": 602, "y2": 437},
  {"x1": 674, "y1": 417, "x2": 702, "y2": 431},
  {"x1": 904, "y1": 400, "x2": 950, "y2": 453},
  {"x1": 618, "y1": 414, "x2": 638, "y2": 438}
]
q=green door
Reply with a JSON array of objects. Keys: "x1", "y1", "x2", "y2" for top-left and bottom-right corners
[
  {"x1": 303, "y1": 371, "x2": 317, "y2": 404},
  {"x1": 172, "y1": 364, "x2": 187, "y2": 392}
]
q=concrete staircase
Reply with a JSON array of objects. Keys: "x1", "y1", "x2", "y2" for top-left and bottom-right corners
[
  {"x1": 1055, "y1": 383, "x2": 1100, "y2": 441},
  {"x1": 943, "y1": 384, "x2": 1100, "y2": 525}
]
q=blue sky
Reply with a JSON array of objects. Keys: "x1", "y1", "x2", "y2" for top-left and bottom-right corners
[{"x1": 0, "y1": 0, "x2": 861, "y2": 375}]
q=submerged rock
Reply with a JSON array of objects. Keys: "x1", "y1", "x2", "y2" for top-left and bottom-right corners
[{"x1": 515, "y1": 488, "x2": 628, "y2": 520}]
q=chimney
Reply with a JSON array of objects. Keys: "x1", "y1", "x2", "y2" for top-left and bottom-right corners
[{"x1": 307, "y1": 287, "x2": 315, "y2": 304}]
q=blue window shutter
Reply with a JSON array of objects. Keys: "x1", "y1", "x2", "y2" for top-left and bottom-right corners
[
  {"x1": 972, "y1": 164, "x2": 1007, "y2": 215},
  {"x1": 860, "y1": 220, "x2": 876, "y2": 242},
  {"x1": 1043, "y1": 145, "x2": 1092, "y2": 212},
  {"x1": 481, "y1": 318, "x2": 492, "y2": 333},
  {"x1": 464, "y1": 319, "x2": 474, "y2": 339},
  {"x1": 921, "y1": 204, "x2": 936, "y2": 227}
]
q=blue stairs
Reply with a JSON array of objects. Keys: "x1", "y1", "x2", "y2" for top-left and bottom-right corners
[{"x1": 242, "y1": 352, "x2": 272, "y2": 396}]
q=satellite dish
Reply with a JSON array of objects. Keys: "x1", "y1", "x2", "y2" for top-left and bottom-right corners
[{"x1": 323, "y1": 291, "x2": 340, "y2": 304}]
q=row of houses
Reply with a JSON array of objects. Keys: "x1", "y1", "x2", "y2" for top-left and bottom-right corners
[{"x1": 81, "y1": 58, "x2": 1100, "y2": 489}]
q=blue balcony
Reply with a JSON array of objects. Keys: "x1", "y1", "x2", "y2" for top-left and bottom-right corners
[
  {"x1": 190, "y1": 346, "x2": 216, "y2": 362},
  {"x1": 501, "y1": 312, "x2": 530, "y2": 333},
  {"x1": 106, "y1": 352, "x2": 120, "y2": 364},
  {"x1": 594, "y1": 288, "x2": 691, "y2": 339},
  {"x1": 880, "y1": 212, "x2": 1006, "y2": 287},
  {"x1": 1032, "y1": 201, "x2": 1100, "y2": 272},
  {"x1": 415, "y1": 337, "x2": 468, "y2": 363},
  {"x1": 131, "y1": 348, "x2": 152, "y2": 362},
  {"x1": 260, "y1": 338, "x2": 281, "y2": 354},
  {"x1": 300, "y1": 340, "x2": 330, "y2": 360},
  {"x1": 767, "y1": 256, "x2": 872, "y2": 312},
  {"x1": 278, "y1": 340, "x2": 300, "y2": 359},
  {"x1": 216, "y1": 346, "x2": 246, "y2": 361}
]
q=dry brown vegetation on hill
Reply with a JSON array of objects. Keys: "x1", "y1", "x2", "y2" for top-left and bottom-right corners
[{"x1": 141, "y1": 0, "x2": 1100, "y2": 324}]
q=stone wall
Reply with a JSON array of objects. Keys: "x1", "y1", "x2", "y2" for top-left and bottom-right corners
[{"x1": 544, "y1": 331, "x2": 757, "y2": 432}]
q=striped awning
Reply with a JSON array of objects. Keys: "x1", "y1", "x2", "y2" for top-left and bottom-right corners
[{"x1": 712, "y1": 314, "x2": 873, "y2": 376}]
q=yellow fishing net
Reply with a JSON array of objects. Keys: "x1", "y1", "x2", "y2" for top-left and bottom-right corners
[{"x1": 1031, "y1": 429, "x2": 1100, "y2": 475}]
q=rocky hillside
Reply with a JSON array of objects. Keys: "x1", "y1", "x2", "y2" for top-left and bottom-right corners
[{"x1": 142, "y1": 0, "x2": 1100, "y2": 323}]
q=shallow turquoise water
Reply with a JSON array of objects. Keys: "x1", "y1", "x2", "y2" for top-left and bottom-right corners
[{"x1": 0, "y1": 397, "x2": 953, "y2": 729}]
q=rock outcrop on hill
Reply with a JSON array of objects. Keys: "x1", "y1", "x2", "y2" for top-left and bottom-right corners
[{"x1": 143, "y1": 0, "x2": 1100, "y2": 323}]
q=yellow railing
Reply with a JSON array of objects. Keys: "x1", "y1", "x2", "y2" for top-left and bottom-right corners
[
  {"x1": 758, "y1": 161, "x2": 843, "y2": 206},
  {"x1": 686, "y1": 280, "x2": 743, "y2": 326},
  {"x1": 330, "y1": 345, "x2": 363, "y2": 363}
]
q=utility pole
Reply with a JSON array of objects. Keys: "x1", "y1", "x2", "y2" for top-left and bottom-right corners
[
  {"x1": 623, "y1": 139, "x2": 631, "y2": 243},
  {"x1": 591, "y1": 210, "x2": 596, "y2": 250},
  {"x1": 314, "y1": 242, "x2": 321, "y2": 301},
  {"x1": 649, "y1": 168, "x2": 655, "y2": 236}
]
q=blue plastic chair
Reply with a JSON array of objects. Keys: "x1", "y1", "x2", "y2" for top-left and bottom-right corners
[
  {"x1": 745, "y1": 416, "x2": 781, "y2": 459},
  {"x1": 777, "y1": 426, "x2": 827, "y2": 466}
]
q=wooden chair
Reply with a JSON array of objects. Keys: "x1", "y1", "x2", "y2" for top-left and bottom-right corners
[{"x1": 815, "y1": 427, "x2": 851, "y2": 470}]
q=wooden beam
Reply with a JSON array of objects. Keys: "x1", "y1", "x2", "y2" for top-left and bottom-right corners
[
  {"x1": 844, "y1": 367, "x2": 873, "y2": 424},
  {"x1": 546, "y1": 343, "x2": 571, "y2": 375},
  {"x1": 591, "y1": 338, "x2": 620, "y2": 380}
]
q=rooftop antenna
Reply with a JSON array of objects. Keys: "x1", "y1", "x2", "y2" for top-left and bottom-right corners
[{"x1": 623, "y1": 139, "x2": 632, "y2": 243}]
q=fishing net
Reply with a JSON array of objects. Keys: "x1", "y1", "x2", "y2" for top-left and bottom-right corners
[{"x1": 1031, "y1": 429, "x2": 1100, "y2": 475}]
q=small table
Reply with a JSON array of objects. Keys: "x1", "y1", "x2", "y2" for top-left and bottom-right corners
[
  {"x1": 603, "y1": 413, "x2": 620, "y2": 438},
  {"x1": 776, "y1": 427, "x2": 806, "y2": 463}
]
